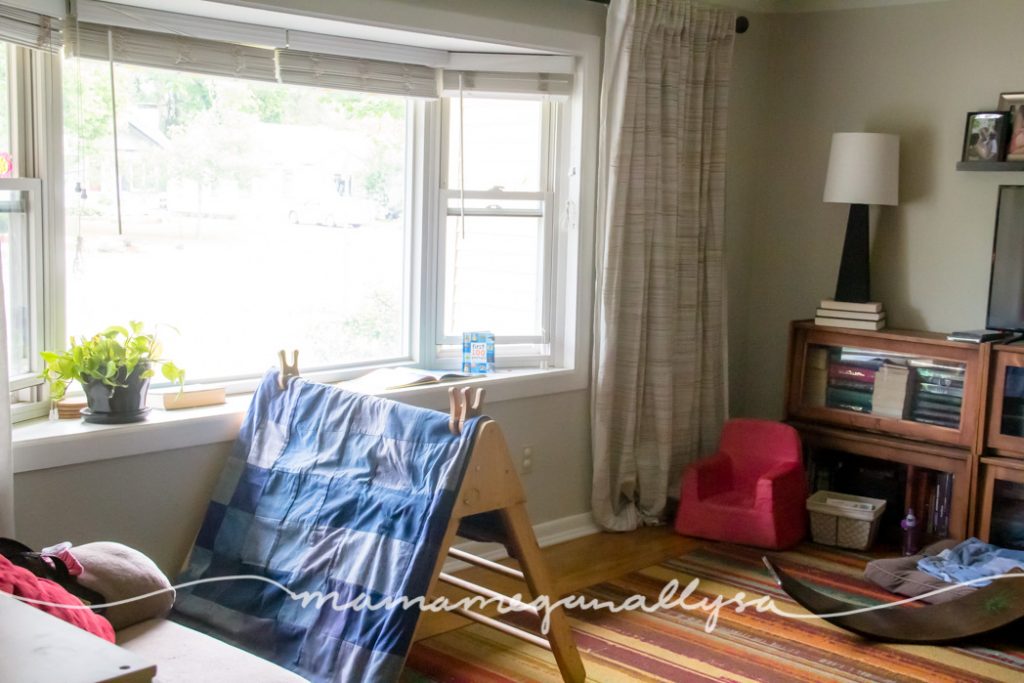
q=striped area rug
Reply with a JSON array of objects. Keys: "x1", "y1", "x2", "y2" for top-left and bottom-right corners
[{"x1": 402, "y1": 542, "x2": 1024, "y2": 682}]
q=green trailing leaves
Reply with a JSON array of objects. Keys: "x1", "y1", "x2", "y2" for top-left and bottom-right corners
[{"x1": 41, "y1": 323, "x2": 186, "y2": 401}]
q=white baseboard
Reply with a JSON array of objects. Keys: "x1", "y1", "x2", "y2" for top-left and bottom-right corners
[{"x1": 442, "y1": 511, "x2": 600, "y2": 574}]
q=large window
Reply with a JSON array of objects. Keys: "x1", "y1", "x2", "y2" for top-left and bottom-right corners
[
  {"x1": 439, "y1": 96, "x2": 556, "y2": 359},
  {"x1": 63, "y1": 58, "x2": 410, "y2": 380},
  {"x1": 0, "y1": 10, "x2": 584, "y2": 412}
]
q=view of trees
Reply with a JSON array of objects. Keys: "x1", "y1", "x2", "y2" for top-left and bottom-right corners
[
  {"x1": 63, "y1": 58, "x2": 406, "y2": 224},
  {"x1": 61, "y1": 57, "x2": 411, "y2": 379}
]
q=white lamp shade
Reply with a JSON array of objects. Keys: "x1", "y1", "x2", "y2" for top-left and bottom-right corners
[{"x1": 823, "y1": 132, "x2": 899, "y2": 206}]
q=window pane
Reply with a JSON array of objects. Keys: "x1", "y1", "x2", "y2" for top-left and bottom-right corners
[
  {"x1": 0, "y1": 188, "x2": 32, "y2": 375},
  {"x1": 446, "y1": 98, "x2": 542, "y2": 192},
  {"x1": 443, "y1": 215, "x2": 543, "y2": 337},
  {"x1": 63, "y1": 59, "x2": 409, "y2": 381}
]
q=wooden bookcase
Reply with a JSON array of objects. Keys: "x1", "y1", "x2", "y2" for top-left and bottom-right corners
[
  {"x1": 786, "y1": 321, "x2": 986, "y2": 541},
  {"x1": 984, "y1": 341, "x2": 1024, "y2": 458},
  {"x1": 977, "y1": 341, "x2": 1024, "y2": 547}
]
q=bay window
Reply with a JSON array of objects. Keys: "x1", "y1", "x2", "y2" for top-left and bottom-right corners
[{"x1": 0, "y1": 4, "x2": 586, "y2": 421}]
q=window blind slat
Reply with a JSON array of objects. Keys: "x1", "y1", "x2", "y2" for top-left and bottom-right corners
[
  {"x1": 441, "y1": 71, "x2": 572, "y2": 98},
  {"x1": 0, "y1": 6, "x2": 60, "y2": 51},
  {"x1": 278, "y1": 49, "x2": 438, "y2": 99},
  {"x1": 64, "y1": 22, "x2": 277, "y2": 83}
]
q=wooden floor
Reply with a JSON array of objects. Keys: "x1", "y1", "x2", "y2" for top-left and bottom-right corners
[{"x1": 416, "y1": 525, "x2": 696, "y2": 641}]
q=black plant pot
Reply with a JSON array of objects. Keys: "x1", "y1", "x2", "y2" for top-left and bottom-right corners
[{"x1": 80, "y1": 364, "x2": 152, "y2": 424}]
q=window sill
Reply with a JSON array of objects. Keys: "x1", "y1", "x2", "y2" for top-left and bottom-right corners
[{"x1": 12, "y1": 367, "x2": 586, "y2": 474}]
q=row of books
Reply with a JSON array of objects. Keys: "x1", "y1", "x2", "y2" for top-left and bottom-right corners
[
  {"x1": 908, "y1": 362, "x2": 964, "y2": 429},
  {"x1": 909, "y1": 468, "x2": 953, "y2": 539},
  {"x1": 806, "y1": 347, "x2": 964, "y2": 426}
]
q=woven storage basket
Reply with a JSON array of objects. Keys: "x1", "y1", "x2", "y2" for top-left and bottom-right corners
[{"x1": 806, "y1": 490, "x2": 886, "y2": 550}]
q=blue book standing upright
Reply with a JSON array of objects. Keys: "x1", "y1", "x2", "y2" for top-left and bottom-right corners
[{"x1": 462, "y1": 331, "x2": 495, "y2": 374}]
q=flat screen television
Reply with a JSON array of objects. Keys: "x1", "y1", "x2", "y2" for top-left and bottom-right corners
[{"x1": 987, "y1": 185, "x2": 1024, "y2": 331}]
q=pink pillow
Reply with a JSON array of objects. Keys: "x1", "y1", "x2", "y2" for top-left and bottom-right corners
[{"x1": 0, "y1": 554, "x2": 114, "y2": 642}]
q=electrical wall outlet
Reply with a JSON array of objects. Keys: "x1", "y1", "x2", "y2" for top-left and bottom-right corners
[{"x1": 521, "y1": 446, "x2": 534, "y2": 474}]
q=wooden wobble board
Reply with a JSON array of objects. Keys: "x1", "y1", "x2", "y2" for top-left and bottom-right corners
[{"x1": 764, "y1": 557, "x2": 1024, "y2": 644}]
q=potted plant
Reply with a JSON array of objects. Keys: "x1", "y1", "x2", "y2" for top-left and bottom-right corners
[{"x1": 41, "y1": 321, "x2": 185, "y2": 424}]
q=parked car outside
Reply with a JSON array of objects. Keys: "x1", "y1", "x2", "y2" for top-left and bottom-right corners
[{"x1": 288, "y1": 195, "x2": 377, "y2": 227}]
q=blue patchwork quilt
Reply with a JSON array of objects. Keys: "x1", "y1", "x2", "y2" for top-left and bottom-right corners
[{"x1": 172, "y1": 371, "x2": 480, "y2": 682}]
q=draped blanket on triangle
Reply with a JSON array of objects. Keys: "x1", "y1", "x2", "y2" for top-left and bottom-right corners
[{"x1": 172, "y1": 370, "x2": 480, "y2": 682}]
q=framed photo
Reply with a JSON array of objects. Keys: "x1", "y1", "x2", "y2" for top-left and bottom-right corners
[
  {"x1": 1008, "y1": 104, "x2": 1024, "y2": 160},
  {"x1": 962, "y1": 111, "x2": 1010, "y2": 162}
]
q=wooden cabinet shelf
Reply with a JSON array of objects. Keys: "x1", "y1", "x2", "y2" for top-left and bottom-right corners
[
  {"x1": 786, "y1": 321, "x2": 984, "y2": 542},
  {"x1": 786, "y1": 321, "x2": 984, "y2": 450}
]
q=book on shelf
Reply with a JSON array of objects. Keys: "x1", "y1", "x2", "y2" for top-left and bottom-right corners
[
  {"x1": 826, "y1": 386, "x2": 873, "y2": 412},
  {"x1": 829, "y1": 378, "x2": 877, "y2": 391},
  {"x1": 814, "y1": 316, "x2": 886, "y2": 331},
  {"x1": 871, "y1": 362, "x2": 910, "y2": 419},
  {"x1": 341, "y1": 367, "x2": 472, "y2": 393},
  {"x1": 917, "y1": 381, "x2": 964, "y2": 398},
  {"x1": 819, "y1": 299, "x2": 884, "y2": 314},
  {"x1": 803, "y1": 348, "x2": 829, "y2": 407},
  {"x1": 148, "y1": 385, "x2": 226, "y2": 410},
  {"x1": 910, "y1": 413, "x2": 959, "y2": 429},
  {"x1": 815, "y1": 307, "x2": 886, "y2": 322},
  {"x1": 829, "y1": 363, "x2": 877, "y2": 383}
]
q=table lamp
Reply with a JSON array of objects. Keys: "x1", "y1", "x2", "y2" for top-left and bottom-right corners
[{"x1": 823, "y1": 132, "x2": 900, "y2": 303}]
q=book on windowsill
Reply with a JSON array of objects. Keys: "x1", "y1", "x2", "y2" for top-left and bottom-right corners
[
  {"x1": 341, "y1": 367, "x2": 472, "y2": 394},
  {"x1": 819, "y1": 299, "x2": 884, "y2": 314},
  {"x1": 814, "y1": 315, "x2": 886, "y2": 331},
  {"x1": 148, "y1": 385, "x2": 226, "y2": 410}
]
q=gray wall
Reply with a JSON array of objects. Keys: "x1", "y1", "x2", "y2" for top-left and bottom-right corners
[
  {"x1": 727, "y1": 0, "x2": 1024, "y2": 418},
  {"x1": 14, "y1": 390, "x2": 591, "y2": 575}
]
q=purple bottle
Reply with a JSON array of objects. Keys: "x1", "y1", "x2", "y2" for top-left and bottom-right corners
[{"x1": 901, "y1": 509, "x2": 920, "y2": 556}]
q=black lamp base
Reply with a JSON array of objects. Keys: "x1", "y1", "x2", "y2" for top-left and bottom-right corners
[{"x1": 834, "y1": 203, "x2": 871, "y2": 303}]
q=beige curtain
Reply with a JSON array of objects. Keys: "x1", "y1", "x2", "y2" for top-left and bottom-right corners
[{"x1": 592, "y1": 0, "x2": 734, "y2": 531}]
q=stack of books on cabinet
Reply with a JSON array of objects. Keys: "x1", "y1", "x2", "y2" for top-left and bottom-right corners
[{"x1": 814, "y1": 299, "x2": 886, "y2": 330}]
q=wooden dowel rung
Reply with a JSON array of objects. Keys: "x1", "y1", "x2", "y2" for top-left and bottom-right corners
[
  {"x1": 448, "y1": 548, "x2": 525, "y2": 580},
  {"x1": 452, "y1": 607, "x2": 552, "y2": 651},
  {"x1": 438, "y1": 572, "x2": 539, "y2": 615}
]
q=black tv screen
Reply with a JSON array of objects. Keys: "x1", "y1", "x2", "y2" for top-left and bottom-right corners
[{"x1": 988, "y1": 186, "x2": 1024, "y2": 331}]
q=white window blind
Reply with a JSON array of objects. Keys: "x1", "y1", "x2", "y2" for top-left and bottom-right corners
[
  {"x1": 440, "y1": 70, "x2": 572, "y2": 98},
  {"x1": 0, "y1": 4, "x2": 60, "y2": 51},
  {"x1": 64, "y1": 22, "x2": 278, "y2": 83},
  {"x1": 277, "y1": 49, "x2": 438, "y2": 99}
]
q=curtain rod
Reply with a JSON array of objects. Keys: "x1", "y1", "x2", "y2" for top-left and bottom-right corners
[{"x1": 586, "y1": 0, "x2": 749, "y2": 34}]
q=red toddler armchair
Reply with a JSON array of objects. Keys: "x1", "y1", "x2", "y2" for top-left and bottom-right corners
[{"x1": 674, "y1": 419, "x2": 807, "y2": 549}]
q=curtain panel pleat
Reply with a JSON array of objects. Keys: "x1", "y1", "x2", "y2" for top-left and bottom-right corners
[{"x1": 591, "y1": 0, "x2": 734, "y2": 531}]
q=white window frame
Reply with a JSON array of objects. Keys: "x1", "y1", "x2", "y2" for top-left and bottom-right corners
[
  {"x1": 428, "y1": 95, "x2": 568, "y2": 370},
  {"x1": 4, "y1": 12, "x2": 593, "y2": 424},
  {"x1": 6, "y1": 42, "x2": 63, "y2": 424}
]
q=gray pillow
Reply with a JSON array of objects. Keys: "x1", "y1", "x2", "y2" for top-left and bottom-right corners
[{"x1": 73, "y1": 542, "x2": 175, "y2": 631}]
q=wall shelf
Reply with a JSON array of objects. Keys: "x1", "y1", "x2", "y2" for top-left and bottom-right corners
[{"x1": 956, "y1": 161, "x2": 1024, "y2": 171}]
